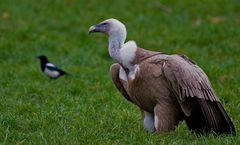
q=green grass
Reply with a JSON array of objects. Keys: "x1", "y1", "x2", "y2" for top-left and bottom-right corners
[{"x1": 0, "y1": 0, "x2": 240, "y2": 144}]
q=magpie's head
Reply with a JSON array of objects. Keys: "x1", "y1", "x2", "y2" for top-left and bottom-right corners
[{"x1": 37, "y1": 55, "x2": 48, "y2": 63}]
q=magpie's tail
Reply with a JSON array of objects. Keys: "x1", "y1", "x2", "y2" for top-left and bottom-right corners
[{"x1": 63, "y1": 72, "x2": 81, "y2": 78}]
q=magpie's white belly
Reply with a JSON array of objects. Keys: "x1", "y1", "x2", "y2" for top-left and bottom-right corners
[{"x1": 44, "y1": 68, "x2": 60, "y2": 78}]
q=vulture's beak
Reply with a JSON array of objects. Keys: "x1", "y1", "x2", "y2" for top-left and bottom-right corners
[
  {"x1": 89, "y1": 25, "x2": 97, "y2": 33},
  {"x1": 89, "y1": 24, "x2": 103, "y2": 33},
  {"x1": 89, "y1": 22, "x2": 107, "y2": 34}
]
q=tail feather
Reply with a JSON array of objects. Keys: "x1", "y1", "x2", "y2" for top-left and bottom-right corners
[{"x1": 185, "y1": 98, "x2": 235, "y2": 135}]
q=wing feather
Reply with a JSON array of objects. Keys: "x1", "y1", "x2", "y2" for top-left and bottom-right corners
[
  {"x1": 110, "y1": 63, "x2": 133, "y2": 103},
  {"x1": 162, "y1": 54, "x2": 235, "y2": 134},
  {"x1": 163, "y1": 54, "x2": 219, "y2": 102},
  {"x1": 46, "y1": 63, "x2": 66, "y2": 75}
]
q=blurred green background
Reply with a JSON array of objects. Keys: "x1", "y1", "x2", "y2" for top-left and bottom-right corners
[{"x1": 0, "y1": 0, "x2": 239, "y2": 144}]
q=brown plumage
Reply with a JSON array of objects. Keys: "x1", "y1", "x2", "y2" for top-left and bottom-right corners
[{"x1": 89, "y1": 18, "x2": 235, "y2": 135}]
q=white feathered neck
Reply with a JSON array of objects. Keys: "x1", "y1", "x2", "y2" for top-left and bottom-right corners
[{"x1": 108, "y1": 20, "x2": 137, "y2": 69}]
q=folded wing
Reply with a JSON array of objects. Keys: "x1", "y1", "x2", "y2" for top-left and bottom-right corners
[{"x1": 162, "y1": 54, "x2": 235, "y2": 135}]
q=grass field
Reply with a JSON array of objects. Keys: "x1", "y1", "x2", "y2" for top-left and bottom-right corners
[{"x1": 0, "y1": 0, "x2": 240, "y2": 144}]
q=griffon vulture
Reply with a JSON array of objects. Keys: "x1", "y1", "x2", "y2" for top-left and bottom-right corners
[{"x1": 89, "y1": 18, "x2": 235, "y2": 135}]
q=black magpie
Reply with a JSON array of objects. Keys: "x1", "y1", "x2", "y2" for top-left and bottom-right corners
[{"x1": 37, "y1": 55, "x2": 68, "y2": 79}]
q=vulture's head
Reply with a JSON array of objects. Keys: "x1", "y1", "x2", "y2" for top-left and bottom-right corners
[{"x1": 89, "y1": 18, "x2": 127, "y2": 40}]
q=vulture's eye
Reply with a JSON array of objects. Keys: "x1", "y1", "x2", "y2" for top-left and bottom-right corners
[{"x1": 101, "y1": 22, "x2": 108, "y2": 26}]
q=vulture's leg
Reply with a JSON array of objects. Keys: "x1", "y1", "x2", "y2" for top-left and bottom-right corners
[
  {"x1": 110, "y1": 63, "x2": 133, "y2": 102},
  {"x1": 154, "y1": 104, "x2": 180, "y2": 133},
  {"x1": 143, "y1": 111, "x2": 156, "y2": 132}
]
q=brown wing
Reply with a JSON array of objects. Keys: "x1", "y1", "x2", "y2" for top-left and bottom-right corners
[
  {"x1": 110, "y1": 63, "x2": 133, "y2": 103},
  {"x1": 162, "y1": 54, "x2": 235, "y2": 135},
  {"x1": 163, "y1": 55, "x2": 219, "y2": 102}
]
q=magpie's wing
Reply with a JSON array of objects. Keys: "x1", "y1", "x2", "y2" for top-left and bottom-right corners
[{"x1": 46, "y1": 63, "x2": 67, "y2": 74}]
